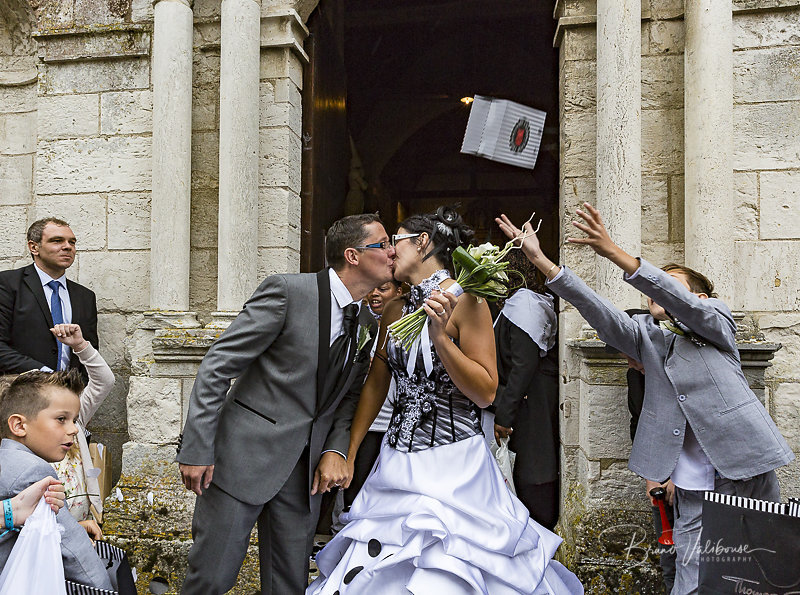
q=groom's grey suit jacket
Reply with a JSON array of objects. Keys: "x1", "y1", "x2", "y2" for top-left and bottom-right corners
[
  {"x1": 548, "y1": 259, "x2": 793, "y2": 483},
  {"x1": 177, "y1": 269, "x2": 377, "y2": 505}
]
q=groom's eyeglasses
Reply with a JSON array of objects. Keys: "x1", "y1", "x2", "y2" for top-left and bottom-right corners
[
  {"x1": 390, "y1": 233, "x2": 421, "y2": 247},
  {"x1": 354, "y1": 240, "x2": 392, "y2": 251}
]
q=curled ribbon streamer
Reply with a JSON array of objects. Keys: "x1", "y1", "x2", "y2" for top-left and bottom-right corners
[{"x1": 405, "y1": 282, "x2": 464, "y2": 378}]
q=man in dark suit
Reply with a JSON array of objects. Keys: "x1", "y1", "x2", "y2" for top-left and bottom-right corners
[
  {"x1": 177, "y1": 213, "x2": 396, "y2": 594},
  {"x1": 0, "y1": 217, "x2": 98, "y2": 374}
]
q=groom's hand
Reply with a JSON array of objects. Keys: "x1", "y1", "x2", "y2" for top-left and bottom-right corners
[
  {"x1": 179, "y1": 463, "x2": 215, "y2": 496},
  {"x1": 311, "y1": 452, "x2": 349, "y2": 495}
]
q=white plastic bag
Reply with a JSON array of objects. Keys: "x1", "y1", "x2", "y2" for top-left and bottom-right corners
[
  {"x1": 491, "y1": 437, "x2": 517, "y2": 496},
  {"x1": 0, "y1": 497, "x2": 66, "y2": 595}
]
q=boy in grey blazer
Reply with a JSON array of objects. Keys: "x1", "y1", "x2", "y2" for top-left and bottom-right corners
[
  {"x1": 0, "y1": 370, "x2": 112, "y2": 590},
  {"x1": 498, "y1": 204, "x2": 793, "y2": 594}
]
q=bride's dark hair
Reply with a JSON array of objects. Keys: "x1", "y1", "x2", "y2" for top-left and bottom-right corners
[{"x1": 399, "y1": 206, "x2": 474, "y2": 275}]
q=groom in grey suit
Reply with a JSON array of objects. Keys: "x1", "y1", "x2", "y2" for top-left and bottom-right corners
[{"x1": 177, "y1": 214, "x2": 396, "y2": 594}]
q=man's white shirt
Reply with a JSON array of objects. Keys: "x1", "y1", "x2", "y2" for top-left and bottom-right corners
[{"x1": 34, "y1": 263, "x2": 72, "y2": 372}]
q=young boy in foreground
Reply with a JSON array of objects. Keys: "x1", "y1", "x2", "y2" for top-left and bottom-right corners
[
  {"x1": 0, "y1": 370, "x2": 112, "y2": 590},
  {"x1": 497, "y1": 204, "x2": 793, "y2": 594}
]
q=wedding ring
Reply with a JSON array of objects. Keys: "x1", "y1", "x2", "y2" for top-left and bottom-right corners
[{"x1": 436, "y1": 308, "x2": 445, "y2": 315}]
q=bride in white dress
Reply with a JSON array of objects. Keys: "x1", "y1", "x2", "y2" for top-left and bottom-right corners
[{"x1": 307, "y1": 208, "x2": 583, "y2": 595}]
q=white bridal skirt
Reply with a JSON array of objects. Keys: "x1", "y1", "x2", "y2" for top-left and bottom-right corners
[{"x1": 307, "y1": 434, "x2": 583, "y2": 595}]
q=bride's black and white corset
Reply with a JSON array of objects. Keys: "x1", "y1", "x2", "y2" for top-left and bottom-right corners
[{"x1": 385, "y1": 269, "x2": 482, "y2": 453}]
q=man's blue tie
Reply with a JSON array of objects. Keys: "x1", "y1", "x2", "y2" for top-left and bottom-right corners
[{"x1": 47, "y1": 280, "x2": 64, "y2": 370}]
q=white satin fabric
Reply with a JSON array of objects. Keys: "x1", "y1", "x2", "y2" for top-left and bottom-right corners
[{"x1": 307, "y1": 434, "x2": 583, "y2": 594}]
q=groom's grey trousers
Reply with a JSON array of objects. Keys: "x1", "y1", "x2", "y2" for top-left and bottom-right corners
[{"x1": 182, "y1": 452, "x2": 321, "y2": 595}]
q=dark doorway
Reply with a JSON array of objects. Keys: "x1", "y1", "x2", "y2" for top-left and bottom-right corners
[{"x1": 302, "y1": 0, "x2": 559, "y2": 270}]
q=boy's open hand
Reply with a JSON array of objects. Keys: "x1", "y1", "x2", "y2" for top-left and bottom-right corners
[
  {"x1": 495, "y1": 214, "x2": 542, "y2": 262},
  {"x1": 567, "y1": 203, "x2": 618, "y2": 258}
]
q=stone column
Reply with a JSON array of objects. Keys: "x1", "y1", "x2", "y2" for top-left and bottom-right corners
[
  {"x1": 213, "y1": 0, "x2": 261, "y2": 325},
  {"x1": 596, "y1": 0, "x2": 641, "y2": 308},
  {"x1": 150, "y1": 0, "x2": 195, "y2": 315},
  {"x1": 684, "y1": 0, "x2": 734, "y2": 301}
]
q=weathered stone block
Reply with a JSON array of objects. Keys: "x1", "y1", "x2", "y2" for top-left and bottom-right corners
[
  {"x1": 0, "y1": 111, "x2": 36, "y2": 154},
  {"x1": 258, "y1": 187, "x2": 300, "y2": 249},
  {"x1": 33, "y1": 0, "x2": 74, "y2": 30},
  {"x1": 667, "y1": 174, "x2": 684, "y2": 243},
  {"x1": 189, "y1": 189, "x2": 218, "y2": 249},
  {"x1": 130, "y1": 0, "x2": 153, "y2": 22},
  {"x1": 642, "y1": 176, "x2": 669, "y2": 244},
  {"x1": 33, "y1": 194, "x2": 107, "y2": 250},
  {"x1": 733, "y1": 241, "x2": 800, "y2": 311},
  {"x1": 273, "y1": 77, "x2": 302, "y2": 107},
  {"x1": 0, "y1": 154, "x2": 32, "y2": 205},
  {"x1": 647, "y1": 18, "x2": 684, "y2": 55},
  {"x1": 642, "y1": 108, "x2": 683, "y2": 174},
  {"x1": 88, "y1": 375, "x2": 128, "y2": 437},
  {"x1": 579, "y1": 381, "x2": 631, "y2": 460},
  {"x1": 100, "y1": 90, "x2": 152, "y2": 135},
  {"x1": 260, "y1": 48, "x2": 304, "y2": 90},
  {"x1": 258, "y1": 246, "x2": 300, "y2": 277},
  {"x1": 73, "y1": 0, "x2": 130, "y2": 26},
  {"x1": 760, "y1": 170, "x2": 800, "y2": 239},
  {"x1": 127, "y1": 377, "x2": 182, "y2": 443},
  {"x1": 40, "y1": 58, "x2": 149, "y2": 95},
  {"x1": 734, "y1": 9, "x2": 800, "y2": 49},
  {"x1": 734, "y1": 171, "x2": 758, "y2": 240},
  {"x1": 650, "y1": 0, "x2": 684, "y2": 20},
  {"x1": 0, "y1": 207, "x2": 29, "y2": 259},
  {"x1": 759, "y1": 313, "x2": 800, "y2": 381},
  {"x1": 78, "y1": 250, "x2": 150, "y2": 310},
  {"x1": 562, "y1": 59, "x2": 596, "y2": 113},
  {"x1": 38, "y1": 94, "x2": 99, "y2": 139},
  {"x1": 36, "y1": 136, "x2": 151, "y2": 194},
  {"x1": 128, "y1": 328, "x2": 154, "y2": 376},
  {"x1": 258, "y1": 127, "x2": 302, "y2": 193},
  {"x1": 642, "y1": 54, "x2": 683, "y2": 109},
  {"x1": 181, "y1": 377, "x2": 195, "y2": 426},
  {"x1": 191, "y1": 131, "x2": 219, "y2": 190},
  {"x1": 561, "y1": 111, "x2": 596, "y2": 178},
  {"x1": 0, "y1": 83, "x2": 36, "y2": 114},
  {"x1": 562, "y1": 26, "x2": 596, "y2": 61},
  {"x1": 735, "y1": 46, "x2": 800, "y2": 104},
  {"x1": 98, "y1": 312, "x2": 128, "y2": 368},
  {"x1": 192, "y1": 84, "x2": 218, "y2": 131},
  {"x1": 734, "y1": 102, "x2": 800, "y2": 170},
  {"x1": 108, "y1": 192, "x2": 151, "y2": 250},
  {"x1": 773, "y1": 382, "x2": 800, "y2": 451},
  {"x1": 561, "y1": 377, "x2": 581, "y2": 446},
  {"x1": 259, "y1": 97, "x2": 302, "y2": 137},
  {"x1": 189, "y1": 247, "x2": 217, "y2": 317},
  {"x1": 589, "y1": 461, "x2": 642, "y2": 506}
]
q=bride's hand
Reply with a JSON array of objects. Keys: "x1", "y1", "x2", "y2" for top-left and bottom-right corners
[{"x1": 423, "y1": 290, "x2": 457, "y2": 339}]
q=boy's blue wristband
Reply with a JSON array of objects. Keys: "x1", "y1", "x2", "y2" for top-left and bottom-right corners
[{"x1": 2, "y1": 499, "x2": 13, "y2": 530}]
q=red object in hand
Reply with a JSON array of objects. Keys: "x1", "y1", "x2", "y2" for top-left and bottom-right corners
[{"x1": 650, "y1": 486, "x2": 674, "y2": 546}]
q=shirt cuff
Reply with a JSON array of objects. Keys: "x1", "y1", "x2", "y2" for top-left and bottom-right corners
[
  {"x1": 545, "y1": 267, "x2": 566, "y2": 284},
  {"x1": 39, "y1": 366, "x2": 54, "y2": 372},
  {"x1": 622, "y1": 258, "x2": 643, "y2": 281},
  {"x1": 321, "y1": 449, "x2": 347, "y2": 461}
]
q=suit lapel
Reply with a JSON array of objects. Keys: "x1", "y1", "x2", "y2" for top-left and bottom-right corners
[
  {"x1": 316, "y1": 269, "x2": 331, "y2": 404},
  {"x1": 23, "y1": 265, "x2": 54, "y2": 328}
]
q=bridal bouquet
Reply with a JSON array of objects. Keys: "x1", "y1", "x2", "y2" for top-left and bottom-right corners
[{"x1": 388, "y1": 238, "x2": 521, "y2": 352}]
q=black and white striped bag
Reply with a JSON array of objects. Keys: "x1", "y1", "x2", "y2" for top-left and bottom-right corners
[
  {"x1": 65, "y1": 541, "x2": 135, "y2": 595},
  {"x1": 699, "y1": 492, "x2": 800, "y2": 594}
]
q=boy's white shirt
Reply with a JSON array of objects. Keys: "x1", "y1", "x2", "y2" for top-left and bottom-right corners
[{"x1": 548, "y1": 261, "x2": 716, "y2": 488}]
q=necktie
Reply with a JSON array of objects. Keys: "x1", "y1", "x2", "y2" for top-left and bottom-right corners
[
  {"x1": 47, "y1": 280, "x2": 64, "y2": 370},
  {"x1": 323, "y1": 304, "x2": 359, "y2": 399}
]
